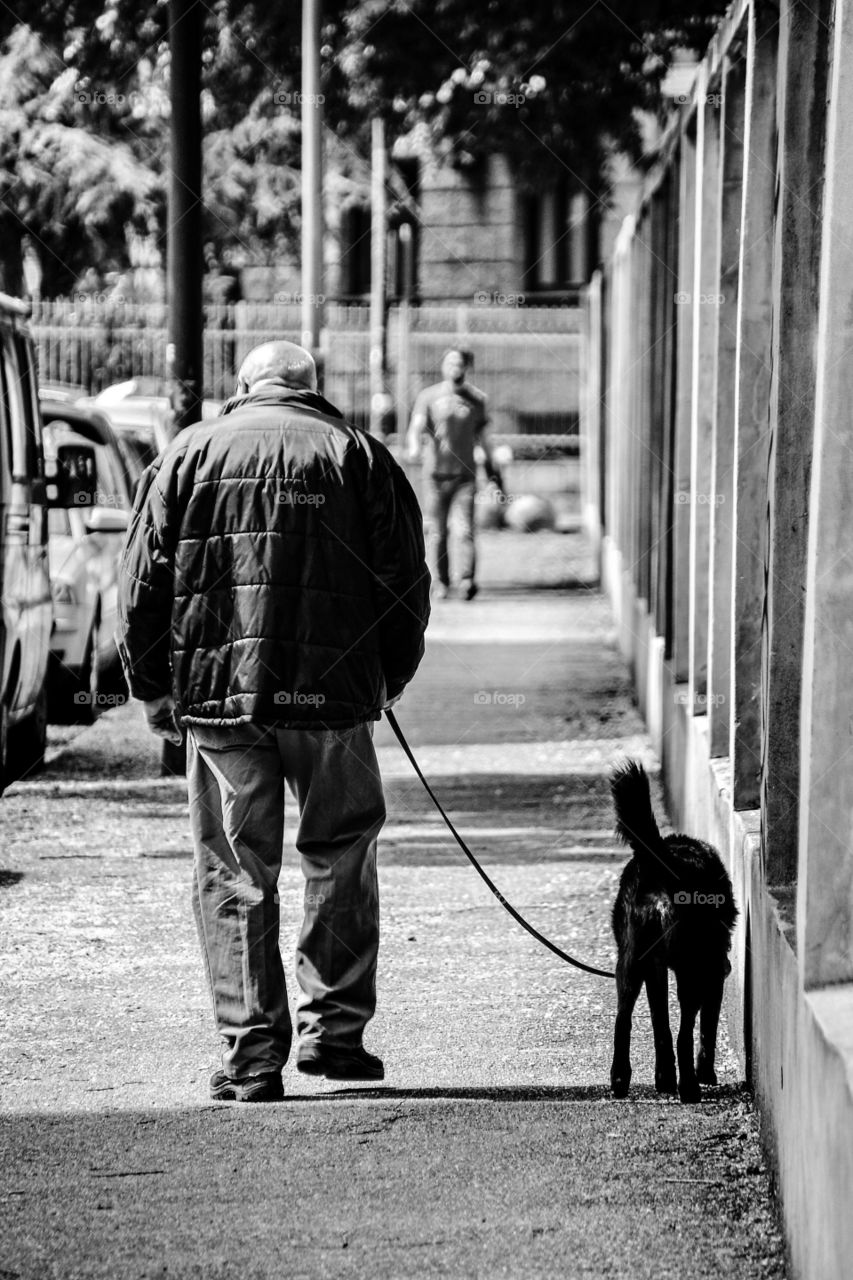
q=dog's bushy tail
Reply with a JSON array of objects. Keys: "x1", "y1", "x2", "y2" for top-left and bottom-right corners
[{"x1": 610, "y1": 760, "x2": 663, "y2": 863}]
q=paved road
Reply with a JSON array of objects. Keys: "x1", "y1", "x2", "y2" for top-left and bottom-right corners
[{"x1": 0, "y1": 531, "x2": 787, "y2": 1278}]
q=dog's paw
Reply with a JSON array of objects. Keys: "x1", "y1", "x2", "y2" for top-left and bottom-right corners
[
  {"x1": 611, "y1": 1072, "x2": 631, "y2": 1098},
  {"x1": 655, "y1": 1068, "x2": 678, "y2": 1095},
  {"x1": 695, "y1": 1057, "x2": 717, "y2": 1087},
  {"x1": 678, "y1": 1077, "x2": 701, "y2": 1104}
]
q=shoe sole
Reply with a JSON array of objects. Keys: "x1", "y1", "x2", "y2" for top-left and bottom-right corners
[
  {"x1": 210, "y1": 1079, "x2": 284, "y2": 1103},
  {"x1": 296, "y1": 1060, "x2": 385, "y2": 1081}
]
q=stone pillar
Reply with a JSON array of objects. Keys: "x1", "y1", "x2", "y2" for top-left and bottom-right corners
[
  {"x1": 689, "y1": 77, "x2": 722, "y2": 711},
  {"x1": 708, "y1": 56, "x2": 746, "y2": 758},
  {"x1": 760, "y1": 0, "x2": 832, "y2": 884},
  {"x1": 730, "y1": 3, "x2": 777, "y2": 810},
  {"x1": 672, "y1": 134, "x2": 696, "y2": 679},
  {"x1": 797, "y1": 0, "x2": 853, "y2": 988}
]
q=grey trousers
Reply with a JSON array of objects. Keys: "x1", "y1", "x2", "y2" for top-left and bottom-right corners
[
  {"x1": 425, "y1": 475, "x2": 477, "y2": 586},
  {"x1": 186, "y1": 721, "x2": 386, "y2": 1077}
]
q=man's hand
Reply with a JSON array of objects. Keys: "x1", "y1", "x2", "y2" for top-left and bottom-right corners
[
  {"x1": 143, "y1": 694, "x2": 183, "y2": 745},
  {"x1": 383, "y1": 691, "x2": 404, "y2": 711}
]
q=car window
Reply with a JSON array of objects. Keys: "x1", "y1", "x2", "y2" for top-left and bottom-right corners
[{"x1": 96, "y1": 443, "x2": 129, "y2": 510}]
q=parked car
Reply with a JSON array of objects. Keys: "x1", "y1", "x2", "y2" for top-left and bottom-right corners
[
  {"x1": 0, "y1": 297, "x2": 97, "y2": 791},
  {"x1": 41, "y1": 403, "x2": 133, "y2": 723}
]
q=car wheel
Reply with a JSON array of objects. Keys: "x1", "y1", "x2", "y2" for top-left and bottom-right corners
[{"x1": 7, "y1": 679, "x2": 48, "y2": 783}]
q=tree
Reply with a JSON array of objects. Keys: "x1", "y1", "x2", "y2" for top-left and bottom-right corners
[
  {"x1": 0, "y1": 1, "x2": 726, "y2": 292},
  {"x1": 0, "y1": 24, "x2": 163, "y2": 295}
]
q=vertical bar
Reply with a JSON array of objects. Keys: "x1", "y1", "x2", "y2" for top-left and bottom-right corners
[
  {"x1": 301, "y1": 0, "x2": 324, "y2": 358},
  {"x1": 708, "y1": 53, "x2": 746, "y2": 758},
  {"x1": 798, "y1": 0, "x2": 853, "y2": 986},
  {"x1": 730, "y1": 4, "x2": 777, "y2": 809},
  {"x1": 672, "y1": 132, "x2": 697, "y2": 680},
  {"x1": 761, "y1": 0, "x2": 832, "y2": 882},
  {"x1": 689, "y1": 79, "x2": 722, "y2": 710},
  {"x1": 369, "y1": 116, "x2": 387, "y2": 435},
  {"x1": 167, "y1": 0, "x2": 204, "y2": 436}
]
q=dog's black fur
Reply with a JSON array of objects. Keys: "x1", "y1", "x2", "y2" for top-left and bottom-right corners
[{"x1": 609, "y1": 761, "x2": 737, "y2": 1103}]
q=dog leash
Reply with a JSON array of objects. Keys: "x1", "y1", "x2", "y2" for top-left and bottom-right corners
[{"x1": 385, "y1": 710, "x2": 615, "y2": 979}]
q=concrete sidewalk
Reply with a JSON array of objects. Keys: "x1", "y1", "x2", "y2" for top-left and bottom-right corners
[{"x1": 0, "y1": 530, "x2": 787, "y2": 1278}]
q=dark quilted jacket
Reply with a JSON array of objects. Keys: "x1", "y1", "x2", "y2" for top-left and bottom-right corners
[{"x1": 117, "y1": 385, "x2": 430, "y2": 728}]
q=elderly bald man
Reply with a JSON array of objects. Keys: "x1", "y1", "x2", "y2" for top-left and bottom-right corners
[{"x1": 118, "y1": 341, "x2": 430, "y2": 1101}]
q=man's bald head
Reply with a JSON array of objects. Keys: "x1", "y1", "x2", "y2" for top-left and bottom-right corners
[{"x1": 236, "y1": 341, "x2": 318, "y2": 394}]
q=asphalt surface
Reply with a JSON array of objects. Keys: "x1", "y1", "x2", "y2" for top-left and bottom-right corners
[{"x1": 0, "y1": 529, "x2": 788, "y2": 1279}]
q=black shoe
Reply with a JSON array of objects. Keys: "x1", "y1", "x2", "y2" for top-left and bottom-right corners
[
  {"x1": 209, "y1": 1068, "x2": 284, "y2": 1102},
  {"x1": 461, "y1": 579, "x2": 478, "y2": 601},
  {"x1": 296, "y1": 1043, "x2": 385, "y2": 1081}
]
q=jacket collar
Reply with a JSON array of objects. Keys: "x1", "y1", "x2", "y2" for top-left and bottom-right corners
[{"x1": 220, "y1": 383, "x2": 345, "y2": 420}]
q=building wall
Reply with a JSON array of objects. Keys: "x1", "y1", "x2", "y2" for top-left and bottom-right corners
[{"x1": 415, "y1": 153, "x2": 526, "y2": 302}]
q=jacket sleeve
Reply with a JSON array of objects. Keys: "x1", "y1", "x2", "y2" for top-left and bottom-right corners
[
  {"x1": 365, "y1": 450, "x2": 431, "y2": 699},
  {"x1": 116, "y1": 456, "x2": 179, "y2": 703}
]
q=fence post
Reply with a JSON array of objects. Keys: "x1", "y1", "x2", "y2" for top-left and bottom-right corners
[
  {"x1": 730, "y1": 2, "x2": 777, "y2": 810},
  {"x1": 689, "y1": 75, "x2": 722, "y2": 711},
  {"x1": 760, "y1": 0, "x2": 832, "y2": 884},
  {"x1": 797, "y1": 0, "x2": 853, "y2": 987},
  {"x1": 708, "y1": 52, "x2": 746, "y2": 759}
]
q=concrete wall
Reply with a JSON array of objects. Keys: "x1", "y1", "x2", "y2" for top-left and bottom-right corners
[{"x1": 587, "y1": 3, "x2": 853, "y2": 1276}]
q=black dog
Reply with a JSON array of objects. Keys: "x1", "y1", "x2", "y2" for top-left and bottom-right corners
[{"x1": 609, "y1": 761, "x2": 737, "y2": 1103}]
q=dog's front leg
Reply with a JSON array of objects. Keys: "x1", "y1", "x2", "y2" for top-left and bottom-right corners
[
  {"x1": 696, "y1": 971, "x2": 725, "y2": 1086},
  {"x1": 611, "y1": 957, "x2": 643, "y2": 1098},
  {"x1": 645, "y1": 961, "x2": 676, "y2": 1094},
  {"x1": 674, "y1": 972, "x2": 702, "y2": 1102}
]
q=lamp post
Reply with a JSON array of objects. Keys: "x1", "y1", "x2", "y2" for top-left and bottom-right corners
[{"x1": 163, "y1": 0, "x2": 204, "y2": 777}]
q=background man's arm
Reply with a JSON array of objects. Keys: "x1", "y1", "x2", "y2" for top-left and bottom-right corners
[{"x1": 405, "y1": 391, "x2": 429, "y2": 462}]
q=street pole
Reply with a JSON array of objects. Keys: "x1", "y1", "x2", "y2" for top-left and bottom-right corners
[
  {"x1": 301, "y1": 0, "x2": 324, "y2": 378},
  {"x1": 164, "y1": 0, "x2": 204, "y2": 777},
  {"x1": 369, "y1": 115, "x2": 388, "y2": 434},
  {"x1": 167, "y1": 0, "x2": 204, "y2": 437}
]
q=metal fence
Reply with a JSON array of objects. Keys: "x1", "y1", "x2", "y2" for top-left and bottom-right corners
[
  {"x1": 580, "y1": 1, "x2": 853, "y2": 1274},
  {"x1": 30, "y1": 299, "x2": 582, "y2": 451}
]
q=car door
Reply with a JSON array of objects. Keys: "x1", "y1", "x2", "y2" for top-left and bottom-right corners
[
  {"x1": 13, "y1": 330, "x2": 51, "y2": 696},
  {"x1": 0, "y1": 326, "x2": 50, "y2": 714}
]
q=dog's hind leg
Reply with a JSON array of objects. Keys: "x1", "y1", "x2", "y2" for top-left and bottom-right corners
[
  {"x1": 611, "y1": 957, "x2": 643, "y2": 1098},
  {"x1": 696, "y1": 971, "x2": 725, "y2": 1086},
  {"x1": 645, "y1": 960, "x2": 676, "y2": 1094},
  {"x1": 675, "y1": 972, "x2": 702, "y2": 1103}
]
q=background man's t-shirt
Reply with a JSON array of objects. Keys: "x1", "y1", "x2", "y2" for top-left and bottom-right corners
[{"x1": 412, "y1": 380, "x2": 489, "y2": 479}]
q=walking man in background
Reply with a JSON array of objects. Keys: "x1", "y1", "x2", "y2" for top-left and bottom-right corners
[
  {"x1": 406, "y1": 346, "x2": 499, "y2": 600},
  {"x1": 118, "y1": 341, "x2": 430, "y2": 1102}
]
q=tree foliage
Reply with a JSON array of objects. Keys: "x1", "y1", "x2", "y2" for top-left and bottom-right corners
[{"x1": 0, "y1": 0, "x2": 726, "y2": 294}]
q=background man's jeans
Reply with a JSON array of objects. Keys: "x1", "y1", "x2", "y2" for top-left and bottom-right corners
[
  {"x1": 425, "y1": 475, "x2": 476, "y2": 586},
  {"x1": 186, "y1": 721, "x2": 385, "y2": 1078}
]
